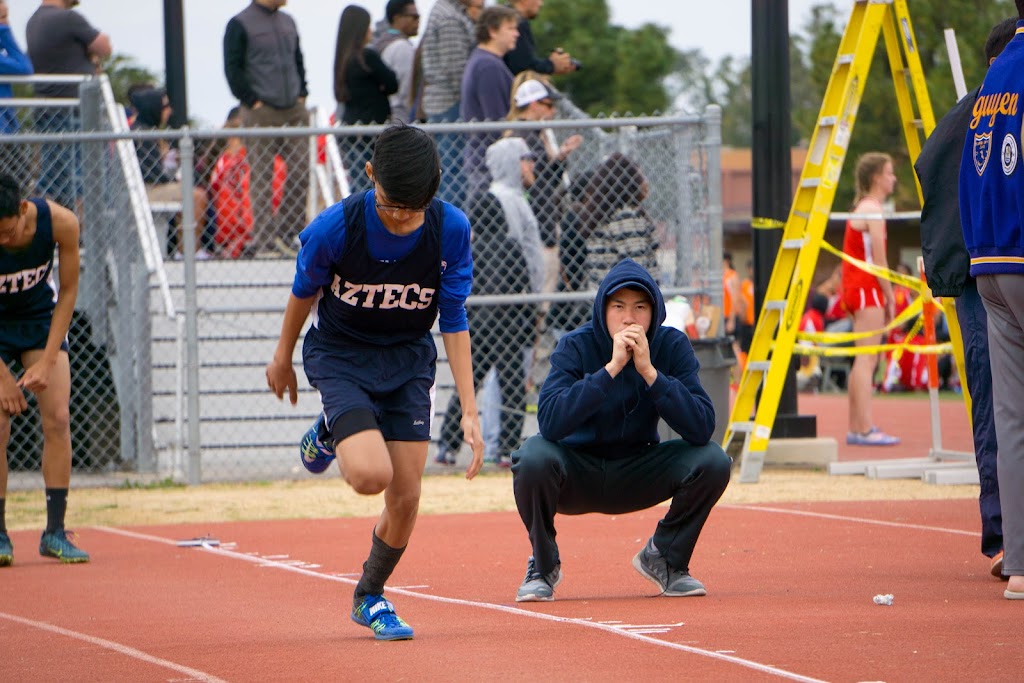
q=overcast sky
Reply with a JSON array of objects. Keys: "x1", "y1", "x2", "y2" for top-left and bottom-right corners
[{"x1": 6, "y1": 0, "x2": 838, "y2": 126}]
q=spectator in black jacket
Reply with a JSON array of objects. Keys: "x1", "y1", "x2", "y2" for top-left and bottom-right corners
[
  {"x1": 914, "y1": 16, "x2": 1018, "y2": 580},
  {"x1": 503, "y1": 0, "x2": 577, "y2": 76},
  {"x1": 223, "y1": 0, "x2": 310, "y2": 257},
  {"x1": 334, "y1": 4, "x2": 399, "y2": 193}
]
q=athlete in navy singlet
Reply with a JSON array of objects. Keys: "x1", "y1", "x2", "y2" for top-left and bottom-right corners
[
  {"x1": 0, "y1": 174, "x2": 89, "y2": 565},
  {"x1": 266, "y1": 125, "x2": 483, "y2": 640}
]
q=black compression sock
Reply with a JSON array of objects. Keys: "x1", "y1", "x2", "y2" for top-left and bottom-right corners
[
  {"x1": 45, "y1": 488, "x2": 68, "y2": 534},
  {"x1": 353, "y1": 530, "x2": 406, "y2": 609},
  {"x1": 0, "y1": 498, "x2": 6, "y2": 534}
]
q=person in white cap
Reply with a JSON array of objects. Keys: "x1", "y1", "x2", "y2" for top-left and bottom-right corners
[{"x1": 507, "y1": 75, "x2": 582, "y2": 294}]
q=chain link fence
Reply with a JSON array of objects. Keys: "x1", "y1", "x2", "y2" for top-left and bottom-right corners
[
  {"x1": 3, "y1": 76, "x2": 723, "y2": 486},
  {"x1": 3, "y1": 76, "x2": 165, "y2": 484}
]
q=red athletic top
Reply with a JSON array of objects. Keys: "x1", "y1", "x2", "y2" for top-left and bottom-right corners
[{"x1": 841, "y1": 219, "x2": 885, "y2": 296}]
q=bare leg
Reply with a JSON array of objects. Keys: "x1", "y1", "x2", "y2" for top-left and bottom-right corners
[
  {"x1": 848, "y1": 307, "x2": 884, "y2": 434},
  {"x1": 335, "y1": 428, "x2": 393, "y2": 495},
  {"x1": 375, "y1": 441, "x2": 428, "y2": 549},
  {"x1": 22, "y1": 350, "x2": 72, "y2": 489},
  {"x1": 0, "y1": 412, "x2": 9, "y2": 498}
]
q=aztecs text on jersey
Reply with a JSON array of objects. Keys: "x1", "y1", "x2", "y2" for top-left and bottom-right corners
[
  {"x1": 0, "y1": 264, "x2": 50, "y2": 294},
  {"x1": 329, "y1": 277, "x2": 436, "y2": 311}
]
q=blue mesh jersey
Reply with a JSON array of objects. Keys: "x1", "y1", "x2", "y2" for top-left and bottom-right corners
[
  {"x1": 0, "y1": 198, "x2": 57, "y2": 322},
  {"x1": 293, "y1": 190, "x2": 473, "y2": 345}
]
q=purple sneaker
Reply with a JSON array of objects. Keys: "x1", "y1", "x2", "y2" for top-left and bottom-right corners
[
  {"x1": 846, "y1": 429, "x2": 900, "y2": 446},
  {"x1": 300, "y1": 417, "x2": 336, "y2": 474}
]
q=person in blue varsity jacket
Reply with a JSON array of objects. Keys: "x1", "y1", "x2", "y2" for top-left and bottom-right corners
[
  {"x1": 958, "y1": 1, "x2": 1024, "y2": 602},
  {"x1": 266, "y1": 124, "x2": 484, "y2": 639},
  {"x1": 916, "y1": 17, "x2": 1017, "y2": 582},
  {"x1": 0, "y1": 174, "x2": 89, "y2": 566}
]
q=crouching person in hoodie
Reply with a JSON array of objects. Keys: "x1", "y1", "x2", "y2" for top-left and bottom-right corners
[{"x1": 511, "y1": 258, "x2": 731, "y2": 602}]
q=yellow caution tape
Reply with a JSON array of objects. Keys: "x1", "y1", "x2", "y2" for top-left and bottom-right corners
[
  {"x1": 751, "y1": 217, "x2": 786, "y2": 229},
  {"x1": 796, "y1": 297, "x2": 923, "y2": 344},
  {"x1": 819, "y1": 240, "x2": 924, "y2": 291},
  {"x1": 889, "y1": 315, "x2": 925, "y2": 363},
  {"x1": 791, "y1": 341, "x2": 953, "y2": 357}
]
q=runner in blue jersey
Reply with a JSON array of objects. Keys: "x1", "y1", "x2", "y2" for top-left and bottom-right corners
[
  {"x1": 266, "y1": 125, "x2": 484, "y2": 639},
  {"x1": 0, "y1": 174, "x2": 88, "y2": 566}
]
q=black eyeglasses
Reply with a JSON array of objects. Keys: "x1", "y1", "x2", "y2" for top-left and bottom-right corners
[{"x1": 375, "y1": 198, "x2": 425, "y2": 215}]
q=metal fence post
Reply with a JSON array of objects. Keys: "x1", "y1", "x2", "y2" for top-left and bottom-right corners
[
  {"x1": 179, "y1": 132, "x2": 202, "y2": 485},
  {"x1": 703, "y1": 104, "x2": 724, "y2": 313},
  {"x1": 134, "y1": 258, "x2": 155, "y2": 471},
  {"x1": 77, "y1": 79, "x2": 104, "y2": 346}
]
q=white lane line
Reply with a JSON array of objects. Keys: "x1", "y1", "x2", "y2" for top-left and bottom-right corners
[
  {"x1": 722, "y1": 504, "x2": 978, "y2": 537},
  {"x1": 93, "y1": 526, "x2": 827, "y2": 683},
  {"x1": 0, "y1": 611, "x2": 228, "y2": 683}
]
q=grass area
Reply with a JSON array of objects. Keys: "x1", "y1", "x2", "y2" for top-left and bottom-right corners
[{"x1": 4, "y1": 469, "x2": 979, "y2": 532}]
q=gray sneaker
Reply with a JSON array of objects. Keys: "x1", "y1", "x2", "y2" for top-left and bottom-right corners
[
  {"x1": 516, "y1": 556, "x2": 563, "y2": 602},
  {"x1": 632, "y1": 538, "x2": 706, "y2": 597}
]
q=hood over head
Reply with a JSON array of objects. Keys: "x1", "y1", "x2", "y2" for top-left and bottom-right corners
[
  {"x1": 485, "y1": 136, "x2": 531, "y2": 190},
  {"x1": 592, "y1": 258, "x2": 665, "y2": 353}
]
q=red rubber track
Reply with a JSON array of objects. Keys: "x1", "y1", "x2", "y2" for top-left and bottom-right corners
[{"x1": 1, "y1": 497, "x2": 1014, "y2": 682}]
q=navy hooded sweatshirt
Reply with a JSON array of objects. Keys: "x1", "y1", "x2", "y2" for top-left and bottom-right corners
[{"x1": 537, "y1": 259, "x2": 716, "y2": 458}]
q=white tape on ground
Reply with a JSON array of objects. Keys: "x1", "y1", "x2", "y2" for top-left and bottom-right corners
[
  {"x1": 0, "y1": 611, "x2": 228, "y2": 683},
  {"x1": 94, "y1": 525, "x2": 827, "y2": 683},
  {"x1": 722, "y1": 504, "x2": 977, "y2": 537}
]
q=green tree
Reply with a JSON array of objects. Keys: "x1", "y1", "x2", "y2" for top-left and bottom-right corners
[
  {"x1": 526, "y1": 0, "x2": 677, "y2": 115},
  {"x1": 798, "y1": 0, "x2": 1016, "y2": 209},
  {"x1": 666, "y1": 51, "x2": 752, "y2": 146}
]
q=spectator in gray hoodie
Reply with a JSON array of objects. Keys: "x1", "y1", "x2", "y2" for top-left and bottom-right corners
[{"x1": 436, "y1": 137, "x2": 542, "y2": 467}]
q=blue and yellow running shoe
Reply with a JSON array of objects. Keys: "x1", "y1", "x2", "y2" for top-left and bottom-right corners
[
  {"x1": 0, "y1": 531, "x2": 13, "y2": 567},
  {"x1": 300, "y1": 417, "x2": 336, "y2": 474},
  {"x1": 39, "y1": 529, "x2": 90, "y2": 563},
  {"x1": 351, "y1": 594, "x2": 414, "y2": 641}
]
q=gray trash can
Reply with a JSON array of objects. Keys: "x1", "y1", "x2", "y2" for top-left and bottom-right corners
[{"x1": 659, "y1": 337, "x2": 736, "y2": 446}]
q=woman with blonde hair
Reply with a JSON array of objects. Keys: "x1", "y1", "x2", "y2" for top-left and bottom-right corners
[{"x1": 841, "y1": 152, "x2": 900, "y2": 446}]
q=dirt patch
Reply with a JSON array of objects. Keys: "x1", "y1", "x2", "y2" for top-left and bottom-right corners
[{"x1": 4, "y1": 469, "x2": 979, "y2": 531}]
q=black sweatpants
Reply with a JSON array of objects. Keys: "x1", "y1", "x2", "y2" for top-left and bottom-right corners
[{"x1": 511, "y1": 435, "x2": 732, "y2": 576}]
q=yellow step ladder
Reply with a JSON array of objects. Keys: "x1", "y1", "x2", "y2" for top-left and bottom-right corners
[{"x1": 724, "y1": 0, "x2": 936, "y2": 482}]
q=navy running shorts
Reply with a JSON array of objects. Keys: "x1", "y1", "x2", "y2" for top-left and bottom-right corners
[
  {"x1": 302, "y1": 327, "x2": 437, "y2": 442},
  {"x1": 0, "y1": 320, "x2": 69, "y2": 365}
]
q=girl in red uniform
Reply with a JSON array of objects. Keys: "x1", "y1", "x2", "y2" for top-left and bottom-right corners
[{"x1": 841, "y1": 152, "x2": 900, "y2": 446}]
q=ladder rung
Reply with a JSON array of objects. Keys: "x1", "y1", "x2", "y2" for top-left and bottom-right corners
[
  {"x1": 818, "y1": 115, "x2": 837, "y2": 126},
  {"x1": 911, "y1": 119, "x2": 923, "y2": 128},
  {"x1": 730, "y1": 421, "x2": 754, "y2": 433},
  {"x1": 837, "y1": 54, "x2": 854, "y2": 65},
  {"x1": 793, "y1": 210, "x2": 810, "y2": 220},
  {"x1": 747, "y1": 361, "x2": 771, "y2": 372},
  {"x1": 800, "y1": 178, "x2": 821, "y2": 188},
  {"x1": 782, "y1": 239, "x2": 806, "y2": 249},
  {"x1": 764, "y1": 300, "x2": 787, "y2": 311}
]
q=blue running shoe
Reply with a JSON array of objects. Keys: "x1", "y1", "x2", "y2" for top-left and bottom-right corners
[
  {"x1": 39, "y1": 529, "x2": 90, "y2": 563},
  {"x1": 351, "y1": 594, "x2": 414, "y2": 641},
  {"x1": 0, "y1": 531, "x2": 12, "y2": 567},
  {"x1": 300, "y1": 416, "x2": 336, "y2": 474}
]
